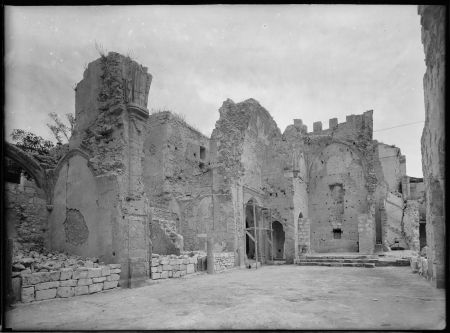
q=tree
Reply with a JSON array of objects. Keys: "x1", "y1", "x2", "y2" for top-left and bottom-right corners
[
  {"x1": 8, "y1": 130, "x2": 55, "y2": 181},
  {"x1": 47, "y1": 112, "x2": 74, "y2": 144},
  {"x1": 10, "y1": 129, "x2": 55, "y2": 155}
]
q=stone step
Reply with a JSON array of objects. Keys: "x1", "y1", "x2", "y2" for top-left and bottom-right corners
[
  {"x1": 297, "y1": 262, "x2": 375, "y2": 268},
  {"x1": 299, "y1": 255, "x2": 369, "y2": 259},
  {"x1": 296, "y1": 258, "x2": 379, "y2": 263}
]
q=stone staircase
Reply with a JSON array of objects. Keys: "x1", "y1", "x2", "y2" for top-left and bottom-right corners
[
  {"x1": 294, "y1": 254, "x2": 410, "y2": 268},
  {"x1": 150, "y1": 207, "x2": 184, "y2": 254}
]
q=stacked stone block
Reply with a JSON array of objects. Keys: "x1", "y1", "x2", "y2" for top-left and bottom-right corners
[
  {"x1": 20, "y1": 264, "x2": 121, "y2": 303},
  {"x1": 213, "y1": 252, "x2": 235, "y2": 272},
  {"x1": 151, "y1": 255, "x2": 199, "y2": 280}
]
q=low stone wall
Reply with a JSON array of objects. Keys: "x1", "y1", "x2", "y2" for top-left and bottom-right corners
[
  {"x1": 214, "y1": 252, "x2": 235, "y2": 272},
  {"x1": 19, "y1": 264, "x2": 121, "y2": 303},
  {"x1": 410, "y1": 256, "x2": 429, "y2": 279},
  {"x1": 151, "y1": 254, "x2": 203, "y2": 280}
]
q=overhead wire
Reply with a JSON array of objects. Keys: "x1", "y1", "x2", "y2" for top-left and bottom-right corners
[{"x1": 373, "y1": 121, "x2": 424, "y2": 132}]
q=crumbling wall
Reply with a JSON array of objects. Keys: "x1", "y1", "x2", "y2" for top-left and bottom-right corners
[
  {"x1": 383, "y1": 192, "x2": 421, "y2": 251},
  {"x1": 304, "y1": 112, "x2": 376, "y2": 254},
  {"x1": 210, "y1": 98, "x2": 280, "y2": 258},
  {"x1": 4, "y1": 179, "x2": 49, "y2": 255},
  {"x1": 143, "y1": 111, "x2": 212, "y2": 252},
  {"x1": 261, "y1": 119, "x2": 309, "y2": 262},
  {"x1": 374, "y1": 142, "x2": 406, "y2": 192},
  {"x1": 50, "y1": 52, "x2": 152, "y2": 288},
  {"x1": 419, "y1": 5, "x2": 445, "y2": 288}
]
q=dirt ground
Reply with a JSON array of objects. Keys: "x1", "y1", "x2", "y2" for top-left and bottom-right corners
[{"x1": 5, "y1": 265, "x2": 446, "y2": 330}]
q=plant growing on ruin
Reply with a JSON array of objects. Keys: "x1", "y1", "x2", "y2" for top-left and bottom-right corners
[{"x1": 47, "y1": 112, "x2": 74, "y2": 144}]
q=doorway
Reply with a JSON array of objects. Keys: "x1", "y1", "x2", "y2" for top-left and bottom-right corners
[{"x1": 272, "y1": 221, "x2": 285, "y2": 259}]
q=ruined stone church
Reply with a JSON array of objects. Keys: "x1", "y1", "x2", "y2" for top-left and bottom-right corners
[{"x1": 5, "y1": 50, "x2": 425, "y2": 288}]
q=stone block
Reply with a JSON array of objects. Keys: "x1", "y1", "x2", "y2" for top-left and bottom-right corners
[
  {"x1": 186, "y1": 264, "x2": 195, "y2": 274},
  {"x1": 21, "y1": 286, "x2": 35, "y2": 303},
  {"x1": 73, "y1": 269, "x2": 89, "y2": 280},
  {"x1": 160, "y1": 259, "x2": 169, "y2": 265},
  {"x1": 60, "y1": 279, "x2": 77, "y2": 287},
  {"x1": 35, "y1": 281, "x2": 60, "y2": 291},
  {"x1": 110, "y1": 269, "x2": 121, "y2": 274},
  {"x1": 12, "y1": 277, "x2": 21, "y2": 301},
  {"x1": 172, "y1": 264, "x2": 180, "y2": 271},
  {"x1": 152, "y1": 273, "x2": 161, "y2": 280},
  {"x1": 77, "y1": 278, "x2": 93, "y2": 286},
  {"x1": 172, "y1": 271, "x2": 180, "y2": 278},
  {"x1": 151, "y1": 260, "x2": 159, "y2": 267},
  {"x1": 180, "y1": 264, "x2": 186, "y2": 270},
  {"x1": 75, "y1": 286, "x2": 89, "y2": 296},
  {"x1": 50, "y1": 271, "x2": 61, "y2": 281},
  {"x1": 35, "y1": 288, "x2": 57, "y2": 301},
  {"x1": 169, "y1": 271, "x2": 173, "y2": 277},
  {"x1": 93, "y1": 277, "x2": 107, "y2": 283},
  {"x1": 22, "y1": 272, "x2": 51, "y2": 286},
  {"x1": 87, "y1": 268, "x2": 102, "y2": 278},
  {"x1": 89, "y1": 283, "x2": 103, "y2": 293},
  {"x1": 101, "y1": 266, "x2": 110, "y2": 276},
  {"x1": 107, "y1": 264, "x2": 121, "y2": 269},
  {"x1": 157, "y1": 266, "x2": 163, "y2": 273},
  {"x1": 151, "y1": 266, "x2": 158, "y2": 273},
  {"x1": 103, "y1": 281, "x2": 119, "y2": 289},
  {"x1": 110, "y1": 274, "x2": 120, "y2": 281},
  {"x1": 84, "y1": 261, "x2": 94, "y2": 268},
  {"x1": 57, "y1": 287, "x2": 74, "y2": 298},
  {"x1": 169, "y1": 259, "x2": 181, "y2": 265},
  {"x1": 161, "y1": 271, "x2": 169, "y2": 279},
  {"x1": 180, "y1": 270, "x2": 186, "y2": 276},
  {"x1": 183, "y1": 259, "x2": 190, "y2": 264},
  {"x1": 189, "y1": 258, "x2": 196, "y2": 264},
  {"x1": 60, "y1": 268, "x2": 73, "y2": 280},
  {"x1": 162, "y1": 265, "x2": 172, "y2": 271}
]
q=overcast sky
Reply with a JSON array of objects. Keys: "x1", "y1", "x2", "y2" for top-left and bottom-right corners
[{"x1": 5, "y1": 5, "x2": 426, "y2": 177}]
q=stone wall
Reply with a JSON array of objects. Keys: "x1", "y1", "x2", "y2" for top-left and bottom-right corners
[
  {"x1": 418, "y1": 5, "x2": 445, "y2": 289},
  {"x1": 150, "y1": 254, "x2": 200, "y2": 279},
  {"x1": 49, "y1": 52, "x2": 153, "y2": 288},
  {"x1": 213, "y1": 252, "x2": 235, "y2": 272},
  {"x1": 304, "y1": 111, "x2": 375, "y2": 253},
  {"x1": 143, "y1": 112, "x2": 212, "y2": 252},
  {"x1": 297, "y1": 218, "x2": 311, "y2": 254},
  {"x1": 358, "y1": 214, "x2": 375, "y2": 254},
  {"x1": 4, "y1": 179, "x2": 49, "y2": 255},
  {"x1": 19, "y1": 264, "x2": 121, "y2": 303}
]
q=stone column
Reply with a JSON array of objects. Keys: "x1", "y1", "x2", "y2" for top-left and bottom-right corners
[{"x1": 418, "y1": 5, "x2": 446, "y2": 289}]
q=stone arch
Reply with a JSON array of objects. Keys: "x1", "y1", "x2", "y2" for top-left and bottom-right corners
[
  {"x1": 307, "y1": 140, "x2": 367, "y2": 181},
  {"x1": 4, "y1": 142, "x2": 51, "y2": 203},
  {"x1": 52, "y1": 148, "x2": 96, "y2": 182}
]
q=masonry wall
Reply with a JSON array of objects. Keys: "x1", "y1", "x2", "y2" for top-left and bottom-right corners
[
  {"x1": 50, "y1": 52, "x2": 152, "y2": 288},
  {"x1": 4, "y1": 179, "x2": 49, "y2": 255},
  {"x1": 303, "y1": 111, "x2": 376, "y2": 253},
  {"x1": 262, "y1": 121, "x2": 309, "y2": 263},
  {"x1": 419, "y1": 5, "x2": 446, "y2": 288},
  {"x1": 143, "y1": 112, "x2": 213, "y2": 252}
]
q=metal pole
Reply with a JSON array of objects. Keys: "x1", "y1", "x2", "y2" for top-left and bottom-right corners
[
  {"x1": 271, "y1": 211, "x2": 273, "y2": 263},
  {"x1": 207, "y1": 237, "x2": 214, "y2": 274},
  {"x1": 253, "y1": 198, "x2": 257, "y2": 269}
]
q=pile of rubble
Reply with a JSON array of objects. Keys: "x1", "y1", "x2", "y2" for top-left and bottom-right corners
[{"x1": 12, "y1": 250, "x2": 105, "y2": 277}]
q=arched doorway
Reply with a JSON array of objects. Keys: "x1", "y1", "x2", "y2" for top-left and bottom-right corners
[
  {"x1": 272, "y1": 221, "x2": 285, "y2": 259},
  {"x1": 245, "y1": 200, "x2": 256, "y2": 259}
]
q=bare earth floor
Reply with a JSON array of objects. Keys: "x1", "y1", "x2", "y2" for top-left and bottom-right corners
[{"x1": 6, "y1": 265, "x2": 446, "y2": 330}]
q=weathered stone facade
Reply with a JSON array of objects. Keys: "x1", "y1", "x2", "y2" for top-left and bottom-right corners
[
  {"x1": 418, "y1": 5, "x2": 445, "y2": 289},
  {"x1": 6, "y1": 41, "x2": 440, "y2": 292}
]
